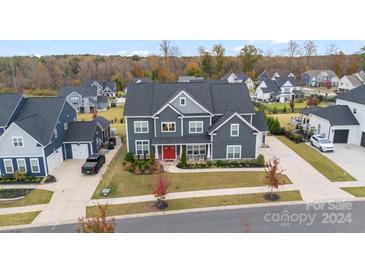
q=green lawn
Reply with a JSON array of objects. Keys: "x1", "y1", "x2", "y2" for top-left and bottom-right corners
[
  {"x1": 341, "y1": 187, "x2": 365, "y2": 197},
  {"x1": 270, "y1": 113, "x2": 301, "y2": 126},
  {"x1": 78, "y1": 106, "x2": 125, "y2": 138},
  {"x1": 263, "y1": 101, "x2": 329, "y2": 111},
  {"x1": 0, "y1": 189, "x2": 53, "y2": 209},
  {"x1": 276, "y1": 136, "x2": 355, "y2": 182},
  {"x1": 92, "y1": 146, "x2": 292, "y2": 199},
  {"x1": 0, "y1": 211, "x2": 40, "y2": 227},
  {"x1": 87, "y1": 191, "x2": 302, "y2": 217}
]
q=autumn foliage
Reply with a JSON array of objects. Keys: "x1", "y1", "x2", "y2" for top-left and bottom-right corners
[
  {"x1": 77, "y1": 204, "x2": 116, "y2": 233},
  {"x1": 152, "y1": 175, "x2": 170, "y2": 200},
  {"x1": 264, "y1": 157, "x2": 284, "y2": 199},
  {"x1": 306, "y1": 97, "x2": 319, "y2": 107}
]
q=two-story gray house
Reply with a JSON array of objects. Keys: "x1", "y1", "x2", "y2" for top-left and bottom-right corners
[{"x1": 124, "y1": 82, "x2": 268, "y2": 161}]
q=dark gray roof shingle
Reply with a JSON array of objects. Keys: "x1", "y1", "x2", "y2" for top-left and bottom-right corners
[
  {"x1": 14, "y1": 97, "x2": 68, "y2": 146},
  {"x1": 302, "y1": 105, "x2": 359, "y2": 126},
  {"x1": 59, "y1": 86, "x2": 98, "y2": 97},
  {"x1": 95, "y1": 116, "x2": 111, "y2": 130},
  {"x1": 337, "y1": 85, "x2": 365, "y2": 105},
  {"x1": 64, "y1": 120, "x2": 98, "y2": 142},
  {"x1": 252, "y1": 112, "x2": 269, "y2": 131},
  {"x1": 0, "y1": 93, "x2": 24, "y2": 127},
  {"x1": 261, "y1": 79, "x2": 281, "y2": 93},
  {"x1": 151, "y1": 135, "x2": 211, "y2": 144},
  {"x1": 207, "y1": 109, "x2": 235, "y2": 134},
  {"x1": 124, "y1": 82, "x2": 255, "y2": 116},
  {"x1": 275, "y1": 76, "x2": 299, "y2": 87}
]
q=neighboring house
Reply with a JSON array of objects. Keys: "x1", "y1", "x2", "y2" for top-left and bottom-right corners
[
  {"x1": 59, "y1": 86, "x2": 110, "y2": 113},
  {"x1": 301, "y1": 70, "x2": 339, "y2": 87},
  {"x1": 132, "y1": 77, "x2": 153, "y2": 84},
  {"x1": 124, "y1": 82, "x2": 269, "y2": 161},
  {"x1": 0, "y1": 95, "x2": 111, "y2": 177},
  {"x1": 301, "y1": 85, "x2": 365, "y2": 145},
  {"x1": 338, "y1": 72, "x2": 365, "y2": 93},
  {"x1": 178, "y1": 76, "x2": 204, "y2": 82},
  {"x1": 255, "y1": 76, "x2": 304, "y2": 102},
  {"x1": 84, "y1": 80, "x2": 116, "y2": 97},
  {"x1": 221, "y1": 72, "x2": 255, "y2": 90},
  {"x1": 0, "y1": 93, "x2": 25, "y2": 136},
  {"x1": 258, "y1": 69, "x2": 295, "y2": 82}
]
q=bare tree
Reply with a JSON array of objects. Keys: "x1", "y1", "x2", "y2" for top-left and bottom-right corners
[
  {"x1": 326, "y1": 43, "x2": 339, "y2": 55},
  {"x1": 303, "y1": 40, "x2": 317, "y2": 68},
  {"x1": 212, "y1": 44, "x2": 225, "y2": 77},
  {"x1": 160, "y1": 40, "x2": 171, "y2": 68},
  {"x1": 287, "y1": 40, "x2": 301, "y2": 71}
]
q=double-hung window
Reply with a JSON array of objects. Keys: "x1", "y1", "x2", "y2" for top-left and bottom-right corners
[
  {"x1": 135, "y1": 140, "x2": 149, "y2": 155},
  {"x1": 161, "y1": 122, "x2": 176, "y2": 132},
  {"x1": 16, "y1": 159, "x2": 27, "y2": 173},
  {"x1": 134, "y1": 121, "x2": 149, "y2": 133},
  {"x1": 226, "y1": 145, "x2": 241, "y2": 159},
  {"x1": 12, "y1": 137, "x2": 23, "y2": 147},
  {"x1": 3, "y1": 159, "x2": 14, "y2": 174},
  {"x1": 189, "y1": 121, "x2": 203, "y2": 133},
  {"x1": 180, "y1": 97, "x2": 186, "y2": 106},
  {"x1": 186, "y1": 145, "x2": 206, "y2": 155},
  {"x1": 230, "y1": 124, "x2": 239, "y2": 137},
  {"x1": 30, "y1": 158, "x2": 40, "y2": 173}
]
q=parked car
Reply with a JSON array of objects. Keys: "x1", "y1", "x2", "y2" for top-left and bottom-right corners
[
  {"x1": 81, "y1": 154, "x2": 106, "y2": 175},
  {"x1": 310, "y1": 135, "x2": 335, "y2": 152}
]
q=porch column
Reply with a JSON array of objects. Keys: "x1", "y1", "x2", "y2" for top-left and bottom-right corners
[
  {"x1": 155, "y1": 145, "x2": 159, "y2": 159},
  {"x1": 207, "y1": 144, "x2": 211, "y2": 159}
]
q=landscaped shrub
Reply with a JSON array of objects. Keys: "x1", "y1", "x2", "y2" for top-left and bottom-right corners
[
  {"x1": 125, "y1": 152, "x2": 135, "y2": 163},
  {"x1": 256, "y1": 154, "x2": 265, "y2": 167},
  {"x1": 179, "y1": 146, "x2": 187, "y2": 167},
  {"x1": 272, "y1": 106, "x2": 278, "y2": 114},
  {"x1": 282, "y1": 105, "x2": 287, "y2": 113},
  {"x1": 286, "y1": 132, "x2": 305, "y2": 143},
  {"x1": 177, "y1": 156, "x2": 266, "y2": 169},
  {"x1": 14, "y1": 170, "x2": 26, "y2": 182}
]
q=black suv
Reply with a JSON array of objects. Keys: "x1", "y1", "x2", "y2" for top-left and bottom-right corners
[{"x1": 81, "y1": 154, "x2": 106, "y2": 175}]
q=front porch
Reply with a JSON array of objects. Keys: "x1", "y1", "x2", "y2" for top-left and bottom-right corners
[{"x1": 153, "y1": 144, "x2": 212, "y2": 162}]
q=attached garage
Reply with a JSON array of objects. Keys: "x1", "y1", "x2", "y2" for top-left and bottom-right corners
[
  {"x1": 47, "y1": 147, "x2": 64, "y2": 174},
  {"x1": 333, "y1": 129, "x2": 349, "y2": 143},
  {"x1": 71, "y1": 143, "x2": 90, "y2": 159}
]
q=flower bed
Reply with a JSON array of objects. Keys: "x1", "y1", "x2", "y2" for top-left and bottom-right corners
[
  {"x1": 123, "y1": 152, "x2": 164, "y2": 175},
  {"x1": 0, "y1": 189, "x2": 32, "y2": 199},
  {"x1": 0, "y1": 177, "x2": 43, "y2": 184},
  {"x1": 177, "y1": 154, "x2": 265, "y2": 169}
]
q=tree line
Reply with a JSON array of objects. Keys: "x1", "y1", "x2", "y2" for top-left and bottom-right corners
[{"x1": 1, "y1": 40, "x2": 365, "y2": 91}]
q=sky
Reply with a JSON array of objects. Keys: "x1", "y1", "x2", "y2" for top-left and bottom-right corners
[{"x1": 0, "y1": 40, "x2": 364, "y2": 57}]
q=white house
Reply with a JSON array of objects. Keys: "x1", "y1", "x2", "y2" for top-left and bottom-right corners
[
  {"x1": 301, "y1": 69, "x2": 339, "y2": 87},
  {"x1": 221, "y1": 72, "x2": 255, "y2": 90},
  {"x1": 301, "y1": 85, "x2": 365, "y2": 146},
  {"x1": 255, "y1": 76, "x2": 304, "y2": 102},
  {"x1": 338, "y1": 72, "x2": 365, "y2": 93}
]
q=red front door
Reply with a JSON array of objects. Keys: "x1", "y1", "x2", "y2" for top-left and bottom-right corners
[{"x1": 163, "y1": 146, "x2": 176, "y2": 160}]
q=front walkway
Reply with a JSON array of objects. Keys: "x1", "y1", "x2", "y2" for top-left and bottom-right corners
[
  {"x1": 260, "y1": 136, "x2": 354, "y2": 202},
  {"x1": 90, "y1": 184, "x2": 298, "y2": 206}
]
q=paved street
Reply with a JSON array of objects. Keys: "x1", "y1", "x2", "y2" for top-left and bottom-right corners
[{"x1": 5, "y1": 200, "x2": 365, "y2": 233}]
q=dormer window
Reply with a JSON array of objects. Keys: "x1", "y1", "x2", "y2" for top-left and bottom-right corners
[
  {"x1": 180, "y1": 97, "x2": 186, "y2": 106},
  {"x1": 12, "y1": 137, "x2": 24, "y2": 147}
]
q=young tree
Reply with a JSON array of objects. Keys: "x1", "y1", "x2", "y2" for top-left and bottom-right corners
[
  {"x1": 360, "y1": 46, "x2": 365, "y2": 71},
  {"x1": 160, "y1": 40, "x2": 171, "y2": 68},
  {"x1": 239, "y1": 45, "x2": 262, "y2": 74},
  {"x1": 77, "y1": 204, "x2": 116, "y2": 233},
  {"x1": 152, "y1": 174, "x2": 170, "y2": 210},
  {"x1": 306, "y1": 97, "x2": 319, "y2": 107},
  {"x1": 289, "y1": 100, "x2": 295, "y2": 113},
  {"x1": 212, "y1": 44, "x2": 225, "y2": 77},
  {"x1": 264, "y1": 157, "x2": 284, "y2": 200}
]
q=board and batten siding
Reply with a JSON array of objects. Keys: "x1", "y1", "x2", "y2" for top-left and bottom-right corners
[{"x1": 211, "y1": 115, "x2": 257, "y2": 160}]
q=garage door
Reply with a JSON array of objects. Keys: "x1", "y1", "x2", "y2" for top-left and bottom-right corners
[
  {"x1": 71, "y1": 144, "x2": 89, "y2": 159},
  {"x1": 333, "y1": 130, "x2": 349, "y2": 143},
  {"x1": 47, "y1": 147, "x2": 64, "y2": 174}
]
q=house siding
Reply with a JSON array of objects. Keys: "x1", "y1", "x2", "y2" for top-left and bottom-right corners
[
  {"x1": 211, "y1": 115, "x2": 257, "y2": 160},
  {"x1": 155, "y1": 107, "x2": 182, "y2": 138},
  {"x1": 0, "y1": 156, "x2": 46, "y2": 177},
  {"x1": 126, "y1": 118, "x2": 154, "y2": 154},
  {"x1": 182, "y1": 117, "x2": 211, "y2": 136}
]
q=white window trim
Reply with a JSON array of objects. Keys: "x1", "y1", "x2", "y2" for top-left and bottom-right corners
[
  {"x1": 230, "y1": 124, "x2": 239, "y2": 137},
  {"x1": 16, "y1": 158, "x2": 27, "y2": 173},
  {"x1": 3, "y1": 159, "x2": 14, "y2": 174},
  {"x1": 161, "y1": 122, "x2": 176, "y2": 133},
  {"x1": 134, "y1": 121, "x2": 149, "y2": 134},
  {"x1": 135, "y1": 140, "x2": 150, "y2": 155},
  {"x1": 54, "y1": 129, "x2": 58, "y2": 139},
  {"x1": 226, "y1": 145, "x2": 241, "y2": 159},
  {"x1": 180, "y1": 97, "x2": 186, "y2": 106},
  {"x1": 189, "y1": 121, "x2": 203, "y2": 134},
  {"x1": 186, "y1": 145, "x2": 206, "y2": 155},
  {"x1": 12, "y1": 137, "x2": 24, "y2": 148},
  {"x1": 64, "y1": 123, "x2": 68, "y2": 130},
  {"x1": 30, "y1": 158, "x2": 40, "y2": 173}
]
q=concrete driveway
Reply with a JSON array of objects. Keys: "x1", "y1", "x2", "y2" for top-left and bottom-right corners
[
  {"x1": 259, "y1": 137, "x2": 353, "y2": 202},
  {"x1": 32, "y1": 147, "x2": 120, "y2": 227},
  {"x1": 320, "y1": 144, "x2": 365, "y2": 182}
]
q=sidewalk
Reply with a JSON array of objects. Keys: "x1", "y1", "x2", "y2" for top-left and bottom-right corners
[
  {"x1": 0, "y1": 204, "x2": 46, "y2": 215},
  {"x1": 89, "y1": 184, "x2": 298, "y2": 206}
]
